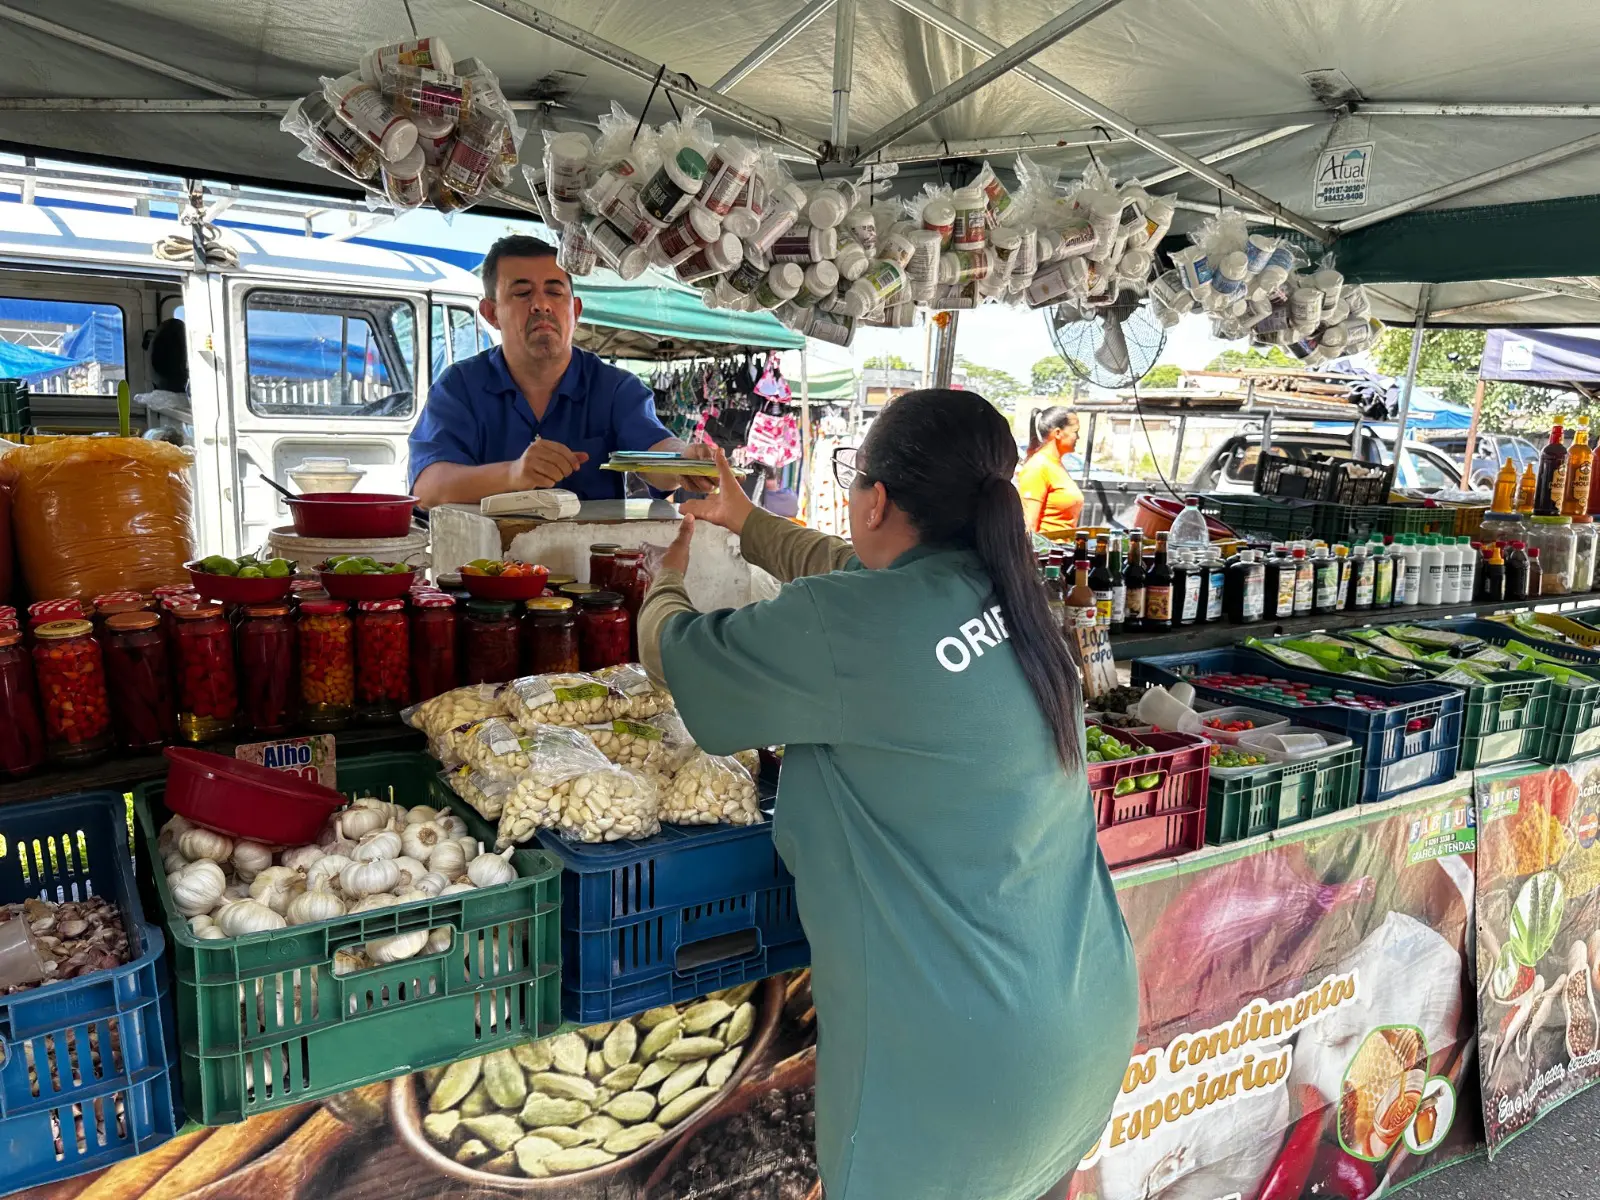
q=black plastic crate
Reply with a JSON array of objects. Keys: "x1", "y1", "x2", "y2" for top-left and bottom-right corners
[{"x1": 1254, "y1": 451, "x2": 1393, "y2": 505}]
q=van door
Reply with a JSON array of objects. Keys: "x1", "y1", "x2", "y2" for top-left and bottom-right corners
[{"x1": 223, "y1": 279, "x2": 426, "y2": 553}]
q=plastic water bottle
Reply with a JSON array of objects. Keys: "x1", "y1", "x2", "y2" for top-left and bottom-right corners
[{"x1": 1168, "y1": 496, "x2": 1210, "y2": 557}]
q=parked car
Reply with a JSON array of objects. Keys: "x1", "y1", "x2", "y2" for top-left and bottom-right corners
[
  {"x1": 1422, "y1": 432, "x2": 1540, "y2": 490},
  {"x1": 1190, "y1": 430, "x2": 1471, "y2": 496}
]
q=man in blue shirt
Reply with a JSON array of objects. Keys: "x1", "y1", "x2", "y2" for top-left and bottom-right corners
[{"x1": 409, "y1": 234, "x2": 712, "y2": 507}]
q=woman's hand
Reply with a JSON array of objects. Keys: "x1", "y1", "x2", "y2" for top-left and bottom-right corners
[
  {"x1": 662, "y1": 514, "x2": 696, "y2": 575},
  {"x1": 680, "y1": 448, "x2": 757, "y2": 535}
]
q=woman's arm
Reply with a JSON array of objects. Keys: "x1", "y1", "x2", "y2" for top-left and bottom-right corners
[
  {"x1": 639, "y1": 569, "x2": 694, "y2": 690},
  {"x1": 739, "y1": 507, "x2": 857, "y2": 582}
]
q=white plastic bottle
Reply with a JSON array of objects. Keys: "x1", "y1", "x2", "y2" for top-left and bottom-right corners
[
  {"x1": 1457, "y1": 536, "x2": 1478, "y2": 602},
  {"x1": 1388, "y1": 538, "x2": 1409, "y2": 606},
  {"x1": 1167, "y1": 496, "x2": 1211, "y2": 556},
  {"x1": 1419, "y1": 535, "x2": 1445, "y2": 605},
  {"x1": 1399, "y1": 536, "x2": 1423, "y2": 606},
  {"x1": 1441, "y1": 535, "x2": 1463, "y2": 604}
]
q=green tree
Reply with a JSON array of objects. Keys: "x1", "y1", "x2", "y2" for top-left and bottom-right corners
[
  {"x1": 1374, "y1": 328, "x2": 1576, "y2": 435},
  {"x1": 1030, "y1": 355, "x2": 1078, "y2": 397},
  {"x1": 1203, "y1": 346, "x2": 1298, "y2": 371},
  {"x1": 955, "y1": 357, "x2": 1023, "y2": 410},
  {"x1": 1142, "y1": 363, "x2": 1182, "y2": 388},
  {"x1": 863, "y1": 353, "x2": 912, "y2": 370}
]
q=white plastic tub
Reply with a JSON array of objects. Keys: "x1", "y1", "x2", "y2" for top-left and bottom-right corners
[
  {"x1": 1194, "y1": 707, "x2": 1290, "y2": 745},
  {"x1": 265, "y1": 524, "x2": 429, "y2": 573}
]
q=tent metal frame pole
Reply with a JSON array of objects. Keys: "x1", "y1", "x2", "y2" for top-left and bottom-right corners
[
  {"x1": 1431, "y1": 291, "x2": 1560, "y2": 319},
  {"x1": 799, "y1": 346, "x2": 812, "y2": 522},
  {"x1": 714, "y1": 0, "x2": 836, "y2": 92},
  {"x1": 0, "y1": 4, "x2": 252, "y2": 99},
  {"x1": 880, "y1": 0, "x2": 1332, "y2": 243},
  {"x1": 1137, "y1": 125, "x2": 1313, "y2": 188},
  {"x1": 1391, "y1": 285, "x2": 1433, "y2": 477},
  {"x1": 1462, "y1": 377, "x2": 1486, "y2": 489},
  {"x1": 0, "y1": 98, "x2": 288, "y2": 113},
  {"x1": 465, "y1": 0, "x2": 827, "y2": 158},
  {"x1": 831, "y1": 0, "x2": 857, "y2": 151},
  {"x1": 852, "y1": 0, "x2": 1126, "y2": 164},
  {"x1": 1337, "y1": 132, "x2": 1600, "y2": 233},
  {"x1": 1359, "y1": 101, "x2": 1600, "y2": 119},
  {"x1": 929, "y1": 313, "x2": 959, "y2": 388},
  {"x1": 862, "y1": 111, "x2": 1331, "y2": 164}
]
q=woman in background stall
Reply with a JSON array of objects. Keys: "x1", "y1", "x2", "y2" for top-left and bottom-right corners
[{"x1": 1017, "y1": 404, "x2": 1084, "y2": 541}]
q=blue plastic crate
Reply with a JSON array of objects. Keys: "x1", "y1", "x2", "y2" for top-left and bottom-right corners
[
  {"x1": 537, "y1": 816, "x2": 809, "y2": 1023},
  {"x1": 0, "y1": 792, "x2": 181, "y2": 1189},
  {"x1": 1423, "y1": 618, "x2": 1600, "y2": 664},
  {"x1": 1131, "y1": 647, "x2": 1463, "y2": 804}
]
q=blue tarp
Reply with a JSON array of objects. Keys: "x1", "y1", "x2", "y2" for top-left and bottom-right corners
[
  {"x1": 0, "y1": 298, "x2": 125, "y2": 379},
  {"x1": 1482, "y1": 328, "x2": 1600, "y2": 383},
  {"x1": 0, "y1": 339, "x2": 76, "y2": 377}
]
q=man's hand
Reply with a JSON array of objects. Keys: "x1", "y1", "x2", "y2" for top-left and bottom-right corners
[
  {"x1": 662, "y1": 514, "x2": 695, "y2": 575},
  {"x1": 680, "y1": 448, "x2": 757, "y2": 536},
  {"x1": 512, "y1": 438, "x2": 587, "y2": 490},
  {"x1": 674, "y1": 442, "x2": 718, "y2": 493}
]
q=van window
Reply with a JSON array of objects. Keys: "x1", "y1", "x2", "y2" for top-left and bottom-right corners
[
  {"x1": 430, "y1": 303, "x2": 489, "y2": 376},
  {"x1": 0, "y1": 297, "x2": 126, "y2": 395},
  {"x1": 244, "y1": 290, "x2": 416, "y2": 417}
]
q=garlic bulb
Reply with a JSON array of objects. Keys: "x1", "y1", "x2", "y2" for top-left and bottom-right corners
[
  {"x1": 436, "y1": 812, "x2": 468, "y2": 839},
  {"x1": 216, "y1": 899, "x2": 287, "y2": 936},
  {"x1": 286, "y1": 889, "x2": 347, "y2": 925},
  {"x1": 439, "y1": 882, "x2": 476, "y2": 896},
  {"x1": 367, "y1": 930, "x2": 430, "y2": 962},
  {"x1": 177, "y1": 827, "x2": 234, "y2": 863},
  {"x1": 333, "y1": 948, "x2": 368, "y2": 976},
  {"x1": 337, "y1": 808, "x2": 387, "y2": 839},
  {"x1": 466, "y1": 847, "x2": 516, "y2": 888},
  {"x1": 425, "y1": 926, "x2": 454, "y2": 954},
  {"x1": 393, "y1": 888, "x2": 432, "y2": 903},
  {"x1": 392, "y1": 856, "x2": 429, "y2": 889},
  {"x1": 171, "y1": 860, "x2": 227, "y2": 917},
  {"x1": 427, "y1": 839, "x2": 468, "y2": 878},
  {"x1": 249, "y1": 867, "x2": 301, "y2": 915},
  {"x1": 307, "y1": 853, "x2": 353, "y2": 893},
  {"x1": 414, "y1": 871, "x2": 449, "y2": 897},
  {"x1": 231, "y1": 841, "x2": 273, "y2": 883},
  {"x1": 197, "y1": 926, "x2": 227, "y2": 940},
  {"x1": 340, "y1": 858, "x2": 400, "y2": 898},
  {"x1": 406, "y1": 805, "x2": 441, "y2": 825},
  {"x1": 223, "y1": 882, "x2": 252, "y2": 902},
  {"x1": 280, "y1": 844, "x2": 325, "y2": 872},
  {"x1": 351, "y1": 893, "x2": 400, "y2": 913},
  {"x1": 189, "y1": 914, "x2": 216, "y2": 934},
  {"x1": 352, "y1": 829, "x2": 402, "y2": 862},
  {"x1": 161, "y1": 847, "x2": 188, "y2": 874},
  {"x1": 159, "y1": 814, "x2": 194, "y2": 850},
  {"x1": 459, "y1": 836, "x2": 481, "y2": 859},
  {"x1": 401, "y1": 821, "x2": 445, "y2": 862}
]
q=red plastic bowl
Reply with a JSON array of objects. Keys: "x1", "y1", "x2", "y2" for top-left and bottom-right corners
[
  {"x1": 286, "y1": 493, "x2": 417, "y2": 539},
  {"x1": 318, "y1": 565, "x2": 418, "y2": 600},
  {"x1": 163, "y1": 747, "x2": 345, "y2": 845},
  {"x1": 461, "y1": 566, "x2": 550, "y2": 602},
  {"x1": 186, "y1": 562, "x2": 296, "y2": 604}
]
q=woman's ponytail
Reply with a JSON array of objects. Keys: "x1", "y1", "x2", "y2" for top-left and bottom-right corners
[{"x1": 1027, "y1": 404, "x2": 1076, "y2": 458}]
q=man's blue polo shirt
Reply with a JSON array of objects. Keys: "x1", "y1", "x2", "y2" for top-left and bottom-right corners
[{"x1": 408, "y1": 345, "x2": 671, "y2": 500}]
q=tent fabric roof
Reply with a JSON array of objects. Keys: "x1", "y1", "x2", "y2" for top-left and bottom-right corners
[
  {"x1": 570, "y1": 268, "x2": 804, "y2": 357},
  {"x1": 7, "y1": 3, "x2": 1600, "y2": 323},
  {"x1": 1481, "y1": 328, "x2": 1600, "y2": 384}
]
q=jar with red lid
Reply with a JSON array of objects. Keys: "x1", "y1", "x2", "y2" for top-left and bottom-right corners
[
  {"x1": 611, "y1": 549, "x2": 648, "y2": 657},
  {"x1": 298, "y1": 600, "x2": 354, "y2": 729},
  {"x1": 29, "y1": 599, "x2": 86, "y2": 629},
  {"x1": 356, "y1": 599, "x2": 410, "y2": 721},
  {"x1": 238, "y1": 604, "x2": 296, "y2": 736},
  {"x1": 577, "y1": 591, "x2": 631, "y2": 671},
  {"x1": 522, "y1": 596, "x2": 580, "y2": 674},
  {"x1": 463, "y1": 600, "x2": 520, "y2": 685},
  {"x1": 172, "y1": 604, "x2": 239, "y2": 743},
  {"x1": 32, "y1": 619, "x2": 111, "y2": 763},
  {"x1": 0, "y1": 629, "x2": 45, "y2": 777},
  {"x1": 588, "y1": 543, "x2": 621, "y2": 589},
  {"x1": 410, "y1": 592, "x2": 459, "y2": 702},
  {"x1": 102, "y1": 612, "x2": 175, "y2": 752},
  {"x1": 92, "y1": 590, "x2": 146, "y2": 613}
]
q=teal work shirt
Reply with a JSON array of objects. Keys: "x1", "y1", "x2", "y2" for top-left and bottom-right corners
[{"x1": 658, "y1": 529, "x2": 1137, "y2": 1200}]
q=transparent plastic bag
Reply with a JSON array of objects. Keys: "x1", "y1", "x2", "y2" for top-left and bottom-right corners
[
  {"x1": 593, "y1": 663, "x2": 673, "y2": 718},
  {"x1": 495, "y1": 724, "x2": 659, "y2": 846},
  {"x1": 0, "y1": 437, "x2": 194, "y2": 600},
  {"x1": 505, "y1": 672, "x2": 624, "y2": 727},
  {"x1": 551, "y1": 765, "x2": 661, "y2": 844},
  {"x1": 402, "y1": 683, "x2": 506, "y2": 739},
  {"x1": 443, "y1": 763, "x2": 517, "y2": 821},
  {"x1": 661, "y1": 750, "x2": 763, "y2": 826},
  {"x1": 461, "y1": 717, "x2": 543, "y2": 773},
  {"x1": 432, "y1": 717, "x2": 502, "y2": 770},
  {"x1": 584, "y1": 710, "x2": 693, "y2": 771}
]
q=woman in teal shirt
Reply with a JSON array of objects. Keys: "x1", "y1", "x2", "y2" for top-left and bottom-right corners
[{"x1": 639, "y1": 390, "x2": 1136, "y2": 1200}]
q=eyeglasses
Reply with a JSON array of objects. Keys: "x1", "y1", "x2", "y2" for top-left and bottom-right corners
[{"x1": 833, "y1": 447, "x2": 863, "y2": 491}]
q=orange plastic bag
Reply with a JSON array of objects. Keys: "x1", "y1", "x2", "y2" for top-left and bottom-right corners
[{"x1": 0, "y1": 437, "x2": 194, "y2": 601}]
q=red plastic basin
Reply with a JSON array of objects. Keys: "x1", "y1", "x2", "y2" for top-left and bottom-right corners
[
  {"x1": 318, "y1": 565, "x2": 418, "y2": 600},
  {"x1": 286, "y1": 493, "x2": 417, "y2": 539},
  {"x1": 461, "y1": 566, "x2": 550, "y2": 602},
  {"x1": 186, "y1": 562, "x2": 296, "y2": 604},
  {"x1": 163, "y1": 747, "x2": 345, "y2": 845},
  {"x1": 1133, "y1": 495, "x2": 1234, "y2": 542}
]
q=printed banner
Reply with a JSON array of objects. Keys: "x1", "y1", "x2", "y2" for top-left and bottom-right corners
[
  {"x1": 9, "y1": 786, "x2": 1482, "y2": 1200},
  {"x1": 1475, "y1": 760, "x2": 1600, "y2": 1153}
]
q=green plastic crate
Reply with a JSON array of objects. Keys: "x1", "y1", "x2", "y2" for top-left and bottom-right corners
[
  {"x1": 1277, "y1": 745, "x2": 1362, "y2": 824},
  {"x1": 1428, "y1": 669, "x2": 1550, "y2": 771},
  {"x1": 1539, "y1": 665, "x2": 1600, "y2": 763},
  {"x1": 133, "y1": 751, "x2": 561, "y2": 1124},
  {"x1": 1197, "y1": 494, "x2": 1318, "y2": 542},
  {"x1": 1205, "y1": 744, "x2": 1362, "y2": 846}
]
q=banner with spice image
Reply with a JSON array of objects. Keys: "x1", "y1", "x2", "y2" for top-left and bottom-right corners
[
  {"x1": 5, "y1": 784, "x2": 1481, "y2": 1200},
  {"x1": 1475, "y1": 759, "x2": 1600, "y2": 1154}
]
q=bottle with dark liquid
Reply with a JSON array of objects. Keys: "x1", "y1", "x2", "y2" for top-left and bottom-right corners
[
  {"x1": 1144, "y1": 532, "x2": 1173, "y2": 629},
  {"x1": 1089, "y1": 539, "x2": 1115, "y2": 629},
  {"x1": 1505, "y1": 541, "x2": 1530, "y2": 602},
  {"x1": 1482, "y1": 543, "x2": 1506, "y2": 602},
  {"x1": 1122, "y1": 531, "x2": 1147, "y2": 633},
  {"x1": 1172, "y1": 551, "x2": 1200, "y2": 626},
  {"x1": 1534, "y1": 417, "x2": 1569, "y2": 516}
]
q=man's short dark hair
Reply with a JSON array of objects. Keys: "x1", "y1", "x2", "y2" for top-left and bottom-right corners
[{"x1": 481, "y1": 234, "x2": 561, "y2": 297}]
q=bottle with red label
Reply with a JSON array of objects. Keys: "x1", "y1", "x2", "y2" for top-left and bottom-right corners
[
  {"x1": 32, "y1": 619, "x2": 111, "y2": 764},
  {"x1": 355, "y1": 599, "x2": 410, "y2": 721},
  {"x1": 172, "y1": 604, "x2": 240, "y2": 744}
]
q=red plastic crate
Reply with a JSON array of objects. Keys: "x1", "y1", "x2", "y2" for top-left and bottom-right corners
[{"x1": 1087, "y1": 726, "x2": 1210, "y2": 869}]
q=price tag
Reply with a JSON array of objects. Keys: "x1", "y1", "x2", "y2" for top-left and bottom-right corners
[{"x1": 1073, "y1": 623, "x2": 1119, "y2": 701}]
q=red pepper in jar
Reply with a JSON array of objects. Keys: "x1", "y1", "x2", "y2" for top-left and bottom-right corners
[
  {"x1": 462, "y1": 600, "x2": 520, "y2": 685},
  {"x1": 298, "y1": 600, "x2": 355, "y2": 728},
  {"x1": 356, "y1": 598, "x2": 410, "y2": 718},
  {"x1": 409, "y1": 591, "x2": 459, "y2": 702},
  {"x1": 31, "y1": 619, "x2": 111, "y2": 763},
  {"x1": 102, "y1": 612, "x2": 176, "y2": 751},
  {"x1": 238, "y1": 604, "x2": 296, "y2": 735},
  {"x1": 172, "y1": 604, "x2": 239, "y2": 743},
  {"x1": 577, "y1": 591, "x2": 631, "y2": 671},
  {"x1": 589, "y1": 542, "x2": 621, "y2": 590},
  {"x1": 0, "y1": 629, "x2": 45, "y2": 777}
]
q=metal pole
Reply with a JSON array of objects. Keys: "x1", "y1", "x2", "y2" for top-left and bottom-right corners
[
  {"x1": 929, "y1": 312, "x2": 959, "y2": 387},
  {"x1": 1358, "y1": 101, "x2": 1600, "y2": 119},
  {"x1": 1082, "y1": 412, "x2": 1097, "y2": 483},
  {"x1": 1136, "y1": 125, "x2": 1313, "y2": 188},
  {"x1": 0, "y1": 97, "x2": 288, "y2": 113},
  {"x1": 831, "y1": 0, "x2": 857, "y2": 152},
  {"x1": 714, "y1": 0, "x2": 836, "y2": 92},
  {"x1": 799, "y1": 346, "x2": 812, "y2": 522},
  {"x1": 852, "y1": 0, "x2": 1127, "y2": 163},
  {"x1": 465, "y1": 0, "x2": 827, "y2": 158},
  {"x1": 881, "y1": 0, "x2": 1332, "y2": 243},
  {"x1": 0, "y1": 5, "x2": 253, "y2": 98},
  {"x1": 1391, "y1": 286, "x2": 1434, "y2": 483},
  {"x1": 1462, "y1": 377, "x2": 1486, "y2": 489},
  {"x1": 1169, "y1": 414, "x2": 1187, "y2": 482}
]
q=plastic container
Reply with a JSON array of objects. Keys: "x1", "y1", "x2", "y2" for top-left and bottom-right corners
[
  {"x1": 409, "y1": 592, "x2": 459, "y2": 703},
  {"x1": 522, "y1": 595, "x2": 580, "y2": 675},
  {"x1": 161, "y1": 746, "x2": 346, "y2": 843},
  {"x1": 0, "y1": 791, "x2": 181, "y2": 1190},
  {"x1": 186, "y1": 561, "x2": 296, "y2": 605},
  {"x1": 536, "y1": 795, "x2": 806, "y2": 1022},
  {"x1": 463, "y1": 599, "x2": 520, "y2": 684},
  {"x1": 1196, "y1": 494, "x2": 1319, "y2": 543},
  {"x1": 32, "y1": 619, "x2": 111, "y2": 764},
  {"x1": 323, "y1": 73, "x2": 417, "y2": 160},
  {"x1": 1194, "y1": 707, "x2": 1290, "y2": 744},
  {"x1": 577, "y1": 590, "x2": 631, "y2": 671},
  {"x1": 285, "y1": 493, "x2": 417, "y2": 539},
  {"x1": 103, "y1": 612, "x2": 177, "y2": 751},
  {"x1": 318, "y1": 564, "x2": 417, "y2": 601},
  {"x1": 266, "y1": 524, "x2": 430, "y2": 575},
  {"x1": 1085, "y1": 726, "x2": 1210, "y2": 869},
  {"x1": 1255, "y1": 453, "x2": 1393, "y2": 505},
  {"x1": 1529, "y1": 514, "x2": 1576, "y2": 595},
  {"x1": 297, "y1": 599, "x2": 354, "y2": 730},
  {"x1": 134, "y1": 755, "x2": 560, "y2": 1124},
  {"x1": 171, "y1": 604, "x2": 239, "y2": 744},
  {"x1": 0, "y1": 628, "x2": 45, "y2": 776}
]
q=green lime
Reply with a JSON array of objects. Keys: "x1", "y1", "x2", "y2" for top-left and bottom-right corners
[
  {"x1": 264, "y1": 559, "x2": 292, "y2": 578},
  {"x1": 236, "y1": 565, "x2": 265, "y2": 578},
  {"x1": 201, "y1": 555, "x2": 238, "y2": 576}
]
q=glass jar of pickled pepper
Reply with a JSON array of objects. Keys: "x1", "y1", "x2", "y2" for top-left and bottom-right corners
[
  {"x1": 32, "y1": 620, "x2": 111, "y2": 764},
  {"x1": 172, "y1": 604, "x2": 239, "y2": 743},
  {"x1": 611, "y1": 549, "x2": 647, "y2": 657},
  {"x1": 355, "y1": 599, "x2": 410, "y2": 721},
  {"x1": 578, "y1": 591, "x2": 631, "y2": 671},
  {"x1": 522, "y1": 596, "x2": 580, "y2": 674},
  {"x1": 410, "y1": 592, "x2": 459, "y2": 703},
  {"x1": 463, "y1": 600, "x2": 520, "y2": 685},
  {"x1": 238, "y1": 604, "x2": 296, "y2": 736},
  {"x1": 543, "y1": 573, "x2": 577, "y2": 596},
  {"x1": 589, "y1": 543, "x2": 620, "y2": 588},
  {"x1": 298, "y1": 599, "x2": 354, "y2": 730},
  {"x1": 0, "y1": 629, "x2": 45, "y2": 777},
  {"x1": 102, "y1": 612, "x2": 176, "y2": 751},
  {"x1": 558, "y1": 581, "x2": 601, "y2": 605}
]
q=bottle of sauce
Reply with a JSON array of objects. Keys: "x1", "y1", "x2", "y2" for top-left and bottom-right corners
[
  {"x1": 1505, "y1": 540, "x2": 1530, "y2": 602},
  {"x1": 1225, "y1": 549, "x2": 1265, "y2": 623},
  {"x1": 1492, "y1": 456, "x2": 1519, "y2": 513},
  {"x1": 1144, "y1": 532, "x2": 1173, "y2": 630},
  {"x1": 1291, "y1": 545, "x2": 1314, "y2": 615},
  {"x1": 1263, "y1": 547, "x2": 1295, "y2": 620},
  {"x1": 1109, "y1": 537, "x2": 1128, "y2": 632},
  {"x1": 1482, "y1": 543, "x2": 1506, "y2": 603},
  {"x1": 1516, "y1": 462, "x2": 1538, "y2": 515},
  {"x1": 1334, "y1": 545, "x2": 1352, "y2": 609},
  {"x1": 1567, "y1": 415, "x2": 1594, "y2": 516},
  {"x1": 1372, "y1": 539, "x2": 1395, "y2": 608},
  {"x1": 1528, "y1": 547, "x2": 1545, "y2": 598},
  {"x1": 1065, "y1": 557, "x2": 1097, "y2": 632},
  {"x1": 1534, "y1": 417, "x2": 1569, "y2": 516},
  {"x1": 1312, "y1": 546, "x2": 1339, "y2": 614},
  {"x1": 1351, "y1": 545, "x2": 1375, "y2": 609},
  {"x1": 1173, "y1": 552, "x2": 1201, "y2": 626},
  {"x1": 1418, "y1": 535, "x2": 1444, "y2": 605},
  {"x1": 1043, "y1": 565, "x2": 1065, "y2": 632},
  {"x1": 1122, "y1": 531, "x2": 1147, "y2": 633},
  {"x1": 1203, "y1": 550, "x2": 1226, "y2": 623},
  {"x1": 1089, "y1": 539, "x2": 1115, "y2": 629}
]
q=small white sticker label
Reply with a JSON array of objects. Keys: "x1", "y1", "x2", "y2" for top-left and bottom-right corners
[{"x1": 1312, "y1": 143, "x2": 1374, "y2": 209}]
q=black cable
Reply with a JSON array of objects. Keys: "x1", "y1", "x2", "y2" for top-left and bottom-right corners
[{"x1": 400, "y1": 0, "x2": 418, "y2": 37}]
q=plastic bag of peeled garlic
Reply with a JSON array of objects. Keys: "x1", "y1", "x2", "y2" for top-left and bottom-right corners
[
  {"x1": 504, "y1": 671, "x2": 625, "y2": 728},
  {"x1": 583, "y1": 710, "x2": 694, "y2": 773},
  {"x1": 443, "y1": 763, "x2": 517, "y2": 821},
  {"x1": 461, "y1": 717, "x2": 540, "y2": 774},
  {"x1": 403, "y1": 683, "x2": 507, "y2": 739},
  {"x1": 593, "y1": 663, "x2": 674, "y2": 719},
  {"x1": 496, "y1": 724, "x2": 660, "y2": 847},
  {"x1": 661, "y1": 750, "x2": 764, "y2": 826}
]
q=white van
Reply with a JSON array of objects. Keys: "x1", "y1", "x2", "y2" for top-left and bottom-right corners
[{"x1": 0, "y1": 205, "x2": 490, "y2": 557}]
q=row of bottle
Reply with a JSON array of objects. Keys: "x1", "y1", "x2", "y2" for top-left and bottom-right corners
[{"x1": 1493, "y1": 413, "x2": 1597, "y2": 518}]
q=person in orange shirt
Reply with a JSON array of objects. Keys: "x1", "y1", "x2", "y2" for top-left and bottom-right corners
[{"x1": 1017, "y1": 406, "x2": 1084, "y2": 540}]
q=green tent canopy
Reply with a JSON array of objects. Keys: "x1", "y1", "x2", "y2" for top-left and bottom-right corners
[
  {"x1": 572, "y1": 267, "x2": 803, "y2": 360},
  {"x1": 804, "y1": 367, "x2": 858, "y2": 401}
]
